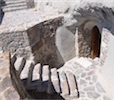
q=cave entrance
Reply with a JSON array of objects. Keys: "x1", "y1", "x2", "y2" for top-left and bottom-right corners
[{"x1": 91, "y1": 26, "x2": 101, "y2": 59}]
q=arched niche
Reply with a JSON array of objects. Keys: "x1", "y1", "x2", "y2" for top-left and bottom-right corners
[
  {"x1": 78, "y1": 22, "x2": 101, "y2": 59},
  {"x1": 91, "y1": 26, "x2": 101, "y2": 59}
]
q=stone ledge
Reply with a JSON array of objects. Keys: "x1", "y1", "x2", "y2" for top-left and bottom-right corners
[{"x1": 0, "y1": 14, "x2": 64, "y2": 34}]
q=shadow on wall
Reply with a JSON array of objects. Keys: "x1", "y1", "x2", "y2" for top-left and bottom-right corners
[
  {"x1": 21, "y1": 69, "x2": 65, "y2": 100},
  {"x1": 22, "y1": 78, "x2": 64, "y2": 99},
  {"x1": 27, "y1": 17, "x2": 77, "y2": 68},
  {"x1": 27, "y1": 17, "x2": 65, "y2": 69}
]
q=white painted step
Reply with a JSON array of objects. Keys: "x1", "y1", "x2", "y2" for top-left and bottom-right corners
[
  {"x1": 27, "y1": 63, "x2": 41, "y2": 90},
  {"x1": 59, "y1": 72, "x2": 69, "y2": 96},
  {"x1": 20, "y1": 60, "x2": 33, "y2": 79},
  {"x1": 42, "y1": 65, "x2": 49, "y2": 81},
  {"x1": 2, "y1": 6, "x2": 27, "y2": 12},
  {"x1": 66, "y1": 71, "x2": 78, "y2": 97},
  {"x1": 50, "y1": 68, "x2": 60, "y2": 93},
  {"x1": 76, "y1": 57, "x2": 92, "y2": 68},
  {"x1": 32, "y1": 63, "x2": 41, "y2": 81},
  {"x1": 14, "y1": 57, "x2": 26, "y2": 75}
]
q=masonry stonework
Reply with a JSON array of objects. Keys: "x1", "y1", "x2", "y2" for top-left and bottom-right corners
[
  {"x1": 27, "y1": 17, "x2": 64, "y2": 67},
  {"x1": 0, "y1": 31, "x2": 31, "y2": 58},
  {"x1": 100, "y1": 28, "x2": 110, "y2": 67},
  {"x1": 78, "y1": 28, "x2": 92, "y2": 58}
]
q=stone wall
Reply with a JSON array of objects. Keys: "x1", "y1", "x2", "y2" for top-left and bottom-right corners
[
  {"x1": 78, "y1": 27, "x2": 92, "y2": 58},
  {"x1": 100, "y1": 28, "x2": 110, "y2": 67},
  {"x1": 27, "y1": 17, "x2": 64, "y2": 68},
  {"x1": 0, "y1": 31, "x2": 32, "y2": 59}
]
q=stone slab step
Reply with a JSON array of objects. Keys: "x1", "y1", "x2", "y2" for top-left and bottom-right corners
[
  {"x1": 2, "y1": 6, "x2": 27, "y2": 12},
  {"x1": 50, "y1": 68, "x2": 60, "y2": 93},
  {"x1": 42, "y1": 65, "x2": 49, "y2": 81},
  {"x1": 14, "y1": 57, "x2": 26, "y2": 75},
  {"x1": 59, "y1": 72, "x2": 69, "y2": 96},
  {"x1": 27, "y1": 64, "x2": 41, "y2": 90},
  {"x1": 2, "y1": 2, "x2": 26, "y2": 8},
  {"x1": 27, "y1": 63, "x2": 34, "y2": 89},
  {"x1": 1, "y1": 0, "x2": 26, "y2": 6},
  {"x1": 66, "y1": 71, "x2": 78, "y2": 97},
  {"x1": 47, "y1": 68, "x2": 60, "y2": 94},
  {"x1": 32, "y1": 63, "x2": 41, "y2": 81},
  {"x1": 3, "y1": 0, "x2": 26, "y2": 3},
  {"x1": 40, "y1": 65, "x2": 50, "y2": 92},
  {"x1": 20, "y1": 60, "x2": 32, "y2": 80}
]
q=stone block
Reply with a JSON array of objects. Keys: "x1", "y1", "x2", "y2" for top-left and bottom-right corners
[
  {"x1": 42, "y1": 65, "x2": 49, "y2": 81},
  {"x1": 87, "y1": 91, "x2": 100, "y2": 99},
  {"x1": 47, "y1": 79, "x2": 55, "y2": 94},
  {"x1": 66, "y1": 71, "x2": 78, "y2": 97},
  {"x1": 14, "y1": 57, "x2": 26, "y2": 75},
  {"x1": 96, "y1": 82, "x2": 105, "y2": 93},
  {"x1": 20, "y1": 60, "x2": 32, "y2": 79},
  {"x1": 59, "y1": 72, "x2": 69, "y2": 96},
  {"x1": 32, "y1": 63, "x2": 41, "y2": 81},
  {"x1": 27, "y1": 63, "x2": 34, "y2": 89},
  {"x1": 14, "y1": 57, "x2": 25, "y2": 71},
  {"x1": 51, "y1": 68, "x2": 60, "y2": 93},
  {"x1": 39, "y1": 65, "x2": 49, "y2": 92}
]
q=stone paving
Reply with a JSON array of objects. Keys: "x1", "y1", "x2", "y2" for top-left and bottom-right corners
[
  {"x1": 0, "y1": 52, "x2": 20, "y2": 100},
  {"x1": 58, "y1": 57, "x2": 112, "y2": 100}
]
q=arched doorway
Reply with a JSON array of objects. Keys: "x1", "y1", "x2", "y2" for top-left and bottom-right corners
[{"x1": 91, "y1": 26, "x2": 101, "y2": 59}]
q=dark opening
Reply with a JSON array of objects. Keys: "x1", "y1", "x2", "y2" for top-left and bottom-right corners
[{"x1": 91, "y1": 26, "x2": 101, "y2": 59}]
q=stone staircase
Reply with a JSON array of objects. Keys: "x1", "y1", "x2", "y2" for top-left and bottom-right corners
[
  {"x1": 11, "y1": 55, "x2": 79, "y2": 99},
  {"x1": 1, "y1": 0, "x2": 28, "y2": 12}
]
